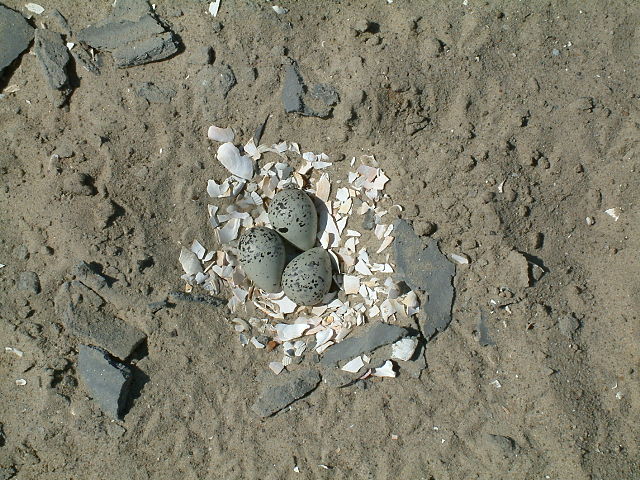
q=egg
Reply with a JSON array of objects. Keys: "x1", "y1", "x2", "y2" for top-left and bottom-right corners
[
  {"x1": 238, "y1": 227, "x2": 286, "y2": 293},
  {"x1": 281, "y1": 247, "x2": 333, "y2": 306},
  {"x1": 268, "y1": 188, "x2": 318, "y2": 251}
]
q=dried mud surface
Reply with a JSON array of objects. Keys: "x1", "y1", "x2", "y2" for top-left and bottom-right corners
[{"x1": 1, "y1": 1, "x2": 639, "y2": 479}]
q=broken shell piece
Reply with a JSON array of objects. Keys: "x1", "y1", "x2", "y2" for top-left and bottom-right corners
[
  {"x1": 450, "y1": 253, "x2": 470, "y2": 264},
  {"x1": 269, "y1": 362, "x2": 285, "y2": 375},
  {"x1": 275, "y1": 323, "x2": 309, "y2": 342},
  {"x1": 251, "y1": 337, "x2": 266, "y2": 349},
  {"x1": 217, "y1": 142, "x2": 254, "y2": 180},
  {"x1": 230, "y1": 318, "x2": 251, "y2": 332},
  {"x1": 341, "y1": 356, "x2": 365, "y2": 373},
  {"x1": 218, "y1": 218, "x2": 242, "y2": 243},
  {"x1": 191, "y1": 240, "x2": 206, "y2": 260},
  {"x1": 343, "y1": 275, "x2": 360, "y2": 295},
  {"x1": 179, "y1": 248, "x2": 203, "y2": 276},
  {"x1": 315, "y1": 328, "x2": 334, "y2": 351},
  {"x1": 605, "y1": 208, "x2": 621, "y2": 221},
  {"x1": 5, "y1": 347, "x2": 24, "y2": 357},
  {"x1": 207, "y1": 125, "x2": 235, "y2": 143},
  {"x1": 15, "y1": 378, "x2": 27, "y2": 386},
  {"x1": 372, "y1": 360, "x2": 396, "y2": 378},
  {"x1": 391, "y1": 337, "x2": 419, "y2": 361}
]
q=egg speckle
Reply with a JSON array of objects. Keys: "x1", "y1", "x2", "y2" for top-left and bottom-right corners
[
  {"x1": 268, "y1": 188, "x2": 318, "y2": 251},
  {"x1": 281, "y1": 247, "x2": 332, "y2": 306},
  {"x1": 238, "y1": 227, "x2": 286, "y2": 293}
]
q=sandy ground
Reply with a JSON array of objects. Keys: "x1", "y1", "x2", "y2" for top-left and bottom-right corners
[{"x1": 1, "y1": 1, "x2": 639, "y2": 479}]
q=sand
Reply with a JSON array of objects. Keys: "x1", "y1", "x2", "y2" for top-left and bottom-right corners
[{"x1": 1, "y1": 1, "x2": 639, "y2": 479}]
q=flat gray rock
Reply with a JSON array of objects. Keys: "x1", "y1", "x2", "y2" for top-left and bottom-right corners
[
  {"x1": 77, "y1": 345, "x2": 132, "y2": 419},
  {"x1": 77, "y1": 14, "x2": 164, "y2": 50},
  {"x1": 282, "y1": 63, "x2": 305, "y2": 113},
  {"x1": 320, "y1": 323, "x2": 408, "y2": 366},
  {"x1": 112, "y1": 32, "x2": 179, "y2": 68},
  {"x1": 196, "y1": 64, "x2": 236, "y2": 98},
  {"x1": 18, "y1": 271, "x2": 41, "y2": 294},
  {"x1": 34, "y1": 29, "x2": 72, "y2": 106},
  {"x1": 393, "y1": 219, "x2": 455, "y2": 339},
  {"x1": 136, "y1": 81, "x2": 176, "y2": 103},
  {"x1": 251, "y1": 369, "x2": 321, "y2": 418},
  {"x1": 62, "y1": 302, "x2": 146, "y2": 360},
  {"x1": 0, "y1": 5, "x2": 34, "y2": 74}
]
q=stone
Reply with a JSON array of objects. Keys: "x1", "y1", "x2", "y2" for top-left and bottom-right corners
[
  {"x1": 0, "y1": 5, "x2": 34, "y2": 74},
  {"x1": 196, "y1": 64, "x2": 237, "y2": 98},
  {"x1": 70, "y1": 44, "x2": 101, "y2": 75},
  {"x1": 251, "y1": 369, "x2": 321, "y2": 417},
  {"x1": 77, "y1": 345, "x2": 133, "y2": 419},
  {"x1": 77, "y1": 5, "x2": 180, "y2": 68},
  {"x1": 74, "y1": 261, "x2": 109, "y2": 290},
  {"x1": 18, "y1": 272, "x2": 41, "y2": 294},
  {"x1": 34, "y1": 29, "x2": 72, "y2": 107},
  {"x1": 496, "y1": 250, "x2": 531, "y2": 289},
  {"x1": 393, "y1": 219, "x2": 455, "y2": 339},
  {"x1": 187, "y1": 46, "x2": 214, "y2": 65},
  {"x1": 136, "y1": 82, "x2": 176, "y2": 103},
  {"x1": 321, "y1": 323, "x2": 408, "y2": 366},
  {"x1": 311, "y1": 83, "x2": 340, "y2": 106},
  {"x1": 112, "y1": 32, "x2": 179, "y2": 68},
  {"x1": 282, "y1": 62, "x2": 305, "y2": 113},
  {"x1": 61, "y1": 303, "x2": 146, "y2": 360}
]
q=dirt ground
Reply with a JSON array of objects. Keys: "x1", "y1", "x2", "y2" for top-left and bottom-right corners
[{"x1": 1, "y1": 1, "x2": 639, "y2": 479}]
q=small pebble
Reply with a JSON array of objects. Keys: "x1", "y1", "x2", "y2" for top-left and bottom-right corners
[
  {"x1": 551, "y1": 48, "x2": 560, "y2": 56},
  {"x1": 18, "y1": 272, "x2": 41, "y2": 294}
]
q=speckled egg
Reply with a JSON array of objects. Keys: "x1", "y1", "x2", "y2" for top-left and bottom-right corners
[
  {"x1": 238, "y1": 227, "x2": 286, "y2": 293},
  {"x1": 268, "y1": 188, "x2": 318, "y2": 251},
  {"x1": 281, "y1": 247, "x2": 332, "y2": 306}
]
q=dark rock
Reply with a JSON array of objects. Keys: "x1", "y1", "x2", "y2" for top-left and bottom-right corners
[
  {"x1": 77, "y1": 4, "x2": 180, "y2": 68},
  {"x1": 136, "y1": 82, "x2": 176, "y2": 103},
  {"x1": 0, "y1": 5, "x2": 34, "y2": 75},
  {"x1": 393, "y1": 219, "x2": 455, "y2": 339},
  {"x1": 311, "y1": 84, "x2": 340, "y2": 106},
  {"x1": 282, "y1": 62, "x2": 305, "y2": 113},
  {"x1": 74, "y1": 261, "x2": 109, "y2": 290},
  {"x1": 70, "y1": 44, "x2": 101, "y2": 75},
  {"x1": 34, "y1": 29, "x2": 72, "y2": 107},
  {"x1": 321, "y1": 323, "x2": 408, "y2": 366},
  {"x1": 112, "y1": 32, "x2": 179, "y2": 68},
  {"x1": 361, "y1": 209, "x2": 375, "y2": 230},
  {"x1": 61, "y1": 302, "x2": 146, "y2": 360},
  {"x1": 77, "y1": 345, "x2": 132, "y2": 419},
  {"x1": 251, "y1": 369, "x2": 321, "y2": 417},
  {"x1": 18, "y1": 272, "x2": 41, "y2": 294},
  {"x1": 78, "y1": 14, "x2": 164, "y2": 50},
  {"x1": 48, "y1": 9, "x2": 72, "y2": 36},
  {"x1": 196, "y1": 64, "x2": 236, "y2": 98},
  {"x1": 477, "y1": 310, "x2": 495, "y2": 346}
]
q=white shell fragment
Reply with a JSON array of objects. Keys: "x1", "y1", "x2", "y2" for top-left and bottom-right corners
[
  {"x1": 179, "y1": 248, "x2": 203, "y2": 276},
  {"x1": 372, "y1": 360, "x2": 396, "y2": 378},
  {"x1": 391, "y1": 337, "x2": 419, "y2": 361},
  {"x1": 217, "y1": 142, "x2": 254, "y2": 180},
  {"x1": 282, "y1": 248, "x2": 333, "y2": 306},
  {"x1": 272, "y1": 5, "x2": 288, "y2": 14},
  {"x1": 208, "y1": 0, "x2": 220, "y2": 16},
  {"x1": 5, "y1": 347, "x2": 24, "y2": 357},
  {"x1": 238, "y1": 227, "x2": 286, "y2": 292},
  {"x1": 25, "y1": 3, "x2": 44, "y2": 14},
  {"x1": 275, "y1": 323, "x2": 309, "y2": 341},
  {"x1": 15, "y1": 378, "x2": 27, "y2": 386},
  {"x1": 269, "y1": 188, "x2": 318, "y2": 251},
  {"x1": 341, "y1": 356, "x2": 365, "y2": 373},
  {"x1": 604, "y1": 208, "x2": 621, "y2": 221},
  {"x1": 450, "y1": 253, "x2": 470, "y2": 265},
  {"x1": 207, "y1": 125, "x2": 234, "y2": 143},
  {"x1": 269, "y1": 362, "x2": 285, "y2": 375}
]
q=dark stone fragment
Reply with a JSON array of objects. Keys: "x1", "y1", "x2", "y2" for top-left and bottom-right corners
[
  {"x1": 136, "y1": 82, "x2": 176, "y2": 103},
  {"x1": 361, "y1": 209, "x2": 375, "y2": 230},
  {"x1": 34, "y1": 29, "x2": 72, "y2": 106},
  {"x1": 77, "y1": 345, "x2": 132, "y2": 419},
  {"x1": 0, "y1": 5, "x2": 34, "y2": 74},
  {"x1": 282, "y1": 63, "x2": 305, "y2": 113},
  {"x1": 321, "y1": 323, "x2": 408, "y2": 366},
  {"x1": 251, "y1": 369, "x2": 321, "y2": 417},
  {"x1": 61, "y1": 303, "x2": 146, "y2": 360},
  {"x1": 71, "y1": 44, "x2": 101, "y2": 75},
  {"x1": 112, "y1": 32, "x2": 179, "y2": 67},
  {"x1": 18, "y1": 271, "x2": 41, "y2": 294},
  {"x1": 393, "y1": 219, "x2": 455, "y2": 339},
  {"x1": 77, "y1": 14, "x2": 164, "y2": 50},
  {"x1": 311, "y1": 84, "x2": 340, "y2": 106},
  {"x1": 477, "y1": 310, "x2": 495, "y2": 346}
]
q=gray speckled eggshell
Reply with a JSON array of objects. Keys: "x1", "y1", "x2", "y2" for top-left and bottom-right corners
[
  {"x1": 268, "y1": 189, "x2": 318, "y2": 251},
  {"x1": 238, "y1": 227, "x2": 286, "y2": 293},
  {"x1": 281, "y1": 247, "x2": 332, "y2": 306}
]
